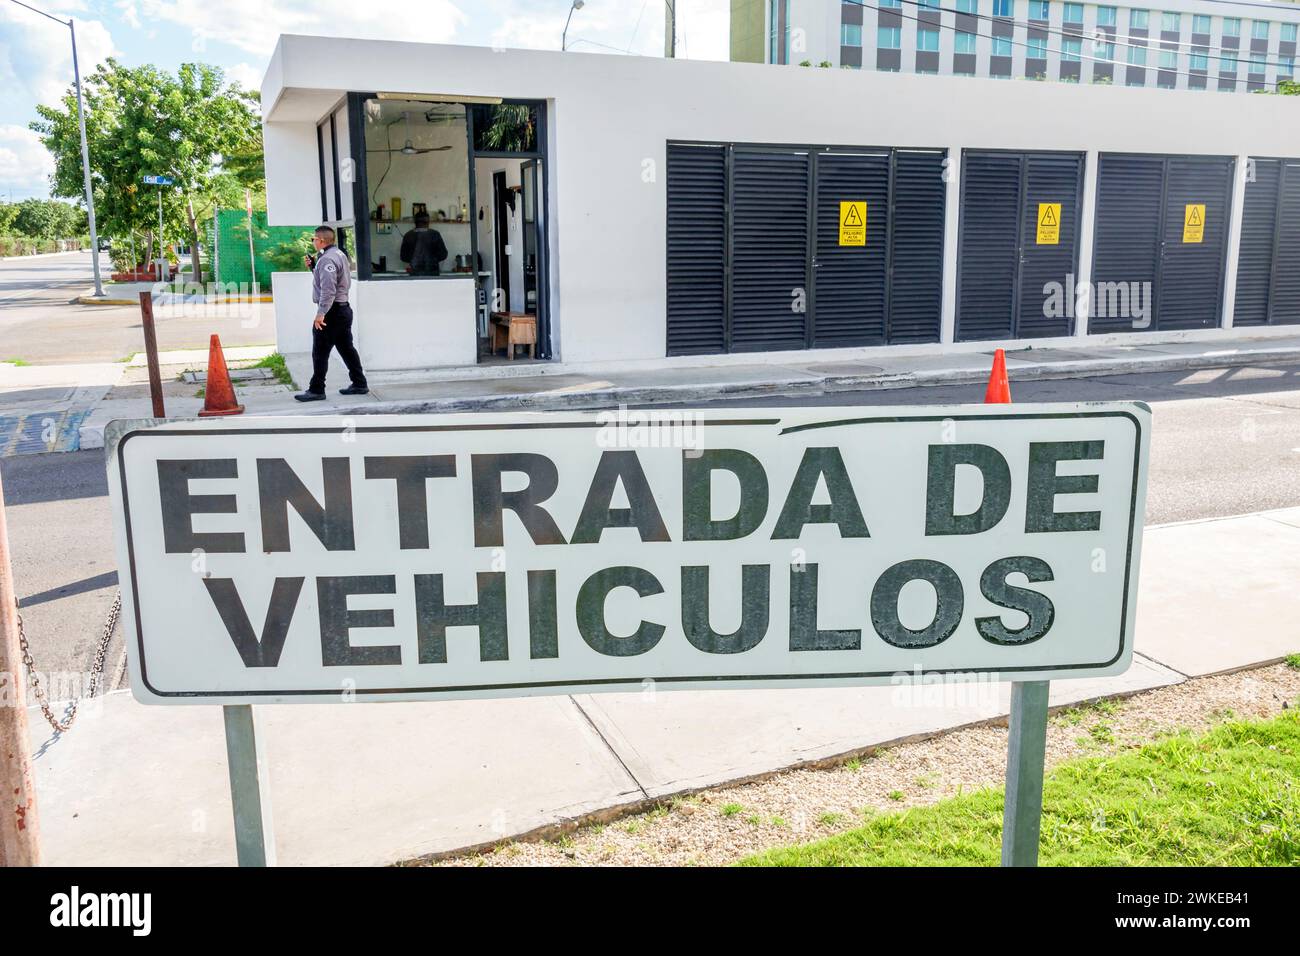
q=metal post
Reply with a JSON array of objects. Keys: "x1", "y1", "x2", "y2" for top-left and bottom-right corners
[
  {"x1": 1001, "y1": 680, "x2": 1050, "y2": 867},
  {"x1": 138, "y1": 292, "x2": 166, "y2": 418},
  {"x1": 157, "y1": 186, "x2": 164, "y2": 281},
  {"x1": 245, "y1": 190, "x2": 257, "y2": 295},
  {"x1": 664, "y1": 1, "x2": 676, "y2": 58},
  {"x1": 0, "y1": 473, "x2": 42, "y2": 866},
  {"x1": 222, "y1": 704, "x2": 276, "y2": 866},
  {"x1": 68, "y1": 19, "x2": 102, "y2": 297}
]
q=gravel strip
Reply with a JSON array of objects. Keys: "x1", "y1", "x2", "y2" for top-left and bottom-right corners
[{"x1": 424, "y1": 662, "x2": 1300, "y2": 867}]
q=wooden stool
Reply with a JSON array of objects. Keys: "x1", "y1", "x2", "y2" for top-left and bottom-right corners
[{"x1": 491, "y1": 311, "x2": 537, "y2": 359}]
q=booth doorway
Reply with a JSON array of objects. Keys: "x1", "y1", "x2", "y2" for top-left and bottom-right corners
[{"x1": 470, "y1": 102, "x2": 549, "y2": 364}]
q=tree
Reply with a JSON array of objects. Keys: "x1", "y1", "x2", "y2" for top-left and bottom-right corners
[
  {"x1": 31, "y1": 59, "x2": 263, "y2": 282},
  {"x1": 10, "y1": 199, "x2": 84, "y2": 238},
  {"x1": 1277, "y1": 79, "x2": 1300, "y2": 95}
]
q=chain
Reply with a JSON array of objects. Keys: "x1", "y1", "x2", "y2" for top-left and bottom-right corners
[{"x1": 16, "y1": 591, "x2": 121, "y2": 734}]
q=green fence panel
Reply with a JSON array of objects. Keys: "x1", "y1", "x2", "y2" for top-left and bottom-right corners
[{"x1": 209, "y1": 210, "x2": 313, "y2": 288}]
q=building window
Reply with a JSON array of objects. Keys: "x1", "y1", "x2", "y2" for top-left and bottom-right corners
[
  {"x1": 1029, "y1": 0, "x2": 1048, "y2": 20},
  {"x1": 1249, "y1": 51, "x2": 1267, "y2": 73},
  {"x1": 1097, "y1": 6, "x2": 1117, "y2": 27},
  {"x1": 1161, "y1": 12, "x2": 1179, "y2": 33},
  {"x1": 956, "y1": 63, "x2": 977, "y2": 75},
  {"x1": 841, "y1": 23, "x2": 863, "y2": 46},
  {"x1": 1222, "y1": 18, "x2": 1241, "y2": 38},
  {"x1": 1127, "y1": 79, "x2": 1145, "y2": 87},
  {"x1": 878, "y1": 25, "x2": 902, "y2": 49},
  {"x1": 1192, "y1": 14, "x2": 1211, "y2": 34},
  {"x1": 1159, "y1": 48, "x2": 1177, "y2": 69},
  {"x1": 878, "y1": 0, "x2": 902, "y2": 6},
  {"x1": 1063, "y1": 2, "x2": 1083, "y2": 24},
  {"x1": 1062, "y1": 37, "x2": 1082, "y2": 60},
  {"x1": 1283, "y1": 24, "x2": 1298, "y2": 43},
  {"x1": 993, "y1": 0, "x2": 1013, "y2": 18},
  {"x1": 955, "y1": 31, "x2": 978, "y2": 54},
  {"x1": 1281, "y1": 55, "x2": 1295, "y2": 77},
  {"x1": 1253, "y1": 21, "x2": 1270, "y2": 41},
  {"x1": 917, "y1": 0, "x2": 940, "y2": 7},
  {"x1": 1130, "y1": 9, "x2": 1149, "y2": 30},
  {"x1": 957, "y1": 0, "x2": 978, "y2": 12},
  {"x1": 1098, "y1": 41, "x2": 1116, "y2": 60},
  {"x1": 1027, "y1": 36, "x2": 1048, "y2": 58},
  {"x1": 1157, "y1": 76, "x2": 1176, "y2": 88},
  {"x1": 1127, "y1": 43, "x2": 1147, "y2": 66},
  {"x1": 917, "y1": 27, "x2": 940, "y2": 51},
  {"x1": 992, "y1": 36, "x2": 1013, "y2": 56},
  {"x1": 1221, "y1": 50, "x2": 1238, "y2": 73},
  {"x1": 1189, "y1": 48, "x2": 1208, "y2": 71}
]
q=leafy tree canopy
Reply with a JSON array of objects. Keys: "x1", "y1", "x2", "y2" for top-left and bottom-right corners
[{"x1": 30, "y1": 60, "x2": 264, "y2": 247}]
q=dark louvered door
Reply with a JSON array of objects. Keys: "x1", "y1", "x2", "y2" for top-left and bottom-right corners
[
  {"x1": 888, "y1": 149, "x2": 946, "y2": 343},
  {"x1": 1018, "y1": 152, "x2": 1083, "y2": 338},
  {"x1": 666, "y1": 144, "x2": 727, "y2": 354},
  {"x1": 1091, "y1": 154, "x2": 1164, "y2": 334},
  {"x1": 957, "y1": 152, "x2": 1022, "y2": 341},
  {"x1": 1158, "y1": 156, "x2": 1234, "y2": 330},
  {"x1": 1270, "y1": 161, "x2": 1300, "y2": 325},
  {"x1": 1233, "y1": 158, "x2": 1281, "y2": 328},
  {"x1": 731, "y1": 149, "x2": 811, "y2": 351},
  {"x1": 812, "y1": 150, "x2": 890, "y2": 347}
]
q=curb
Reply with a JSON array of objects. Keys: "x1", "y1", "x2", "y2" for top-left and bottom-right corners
[
  {"x1": 77, "y1": 294, "x2": 275, "y2": 306},
  {"x1": 299, "y1": 344, "x2": 1300, "y2": 417}
]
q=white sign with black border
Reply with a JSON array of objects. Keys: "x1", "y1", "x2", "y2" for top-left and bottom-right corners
[{"x1": 108, "y1": 404, "x2": 1150, "y2": 705}]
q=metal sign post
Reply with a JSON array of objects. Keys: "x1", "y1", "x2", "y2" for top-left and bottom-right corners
[
  {"x1": 1001, "y1": 681, "x2": 1050, "y2": 866},
  {"x1": 222, "y1": 704, "x2": 276, "y2": 866},
  {"x1": 143, "y1": 175, "x2": 174, "y2": 282}
]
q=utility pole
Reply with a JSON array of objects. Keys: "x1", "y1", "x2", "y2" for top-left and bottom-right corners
[
  {"x1": 9, "y1": 2, "x2": 103, "y2": 296},
  {"x1": 664, "y1": 1, "x2": 676, "y2": 58},
  {"x1": 0, "y1": 474, "x2": 41, "y2": 866}
]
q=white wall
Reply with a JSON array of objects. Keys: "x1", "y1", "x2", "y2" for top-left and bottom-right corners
[
  {"x1": 264, "y1": 36, "x2": 1300, "y2": 367},
  {"x1": 264, "y1": 122, "x2": 321, "y2": 227}
]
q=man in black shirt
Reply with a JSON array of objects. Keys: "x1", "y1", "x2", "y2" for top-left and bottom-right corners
[{"x1": 400, "y1": 212, "x2": 449, "y2": 275}]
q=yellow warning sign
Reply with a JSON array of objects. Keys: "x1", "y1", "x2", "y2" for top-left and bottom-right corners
[
  {"x1": 839, "y1": 201, "x2": 867, "y2": 246},
  {"x1": 1183, "y1": 204, "x2": 1206, "y2": 243},
  {"x1": 1036, "y1": 203, "x2": 1062, "y2": 245}
]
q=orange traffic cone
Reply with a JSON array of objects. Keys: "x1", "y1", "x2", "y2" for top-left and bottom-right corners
[
  {"x1": 197, "y1": 334, "x2": 245, "y2": 417},
  {"x1": 983, "y1": 348, "x2": 1011, "y2": 405}
]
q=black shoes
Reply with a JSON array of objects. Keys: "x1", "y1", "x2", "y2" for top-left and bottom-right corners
[
  {"x1": 294, "y1": 391, "x2": 326, "y2": 402},
  {"x1": 339, "y1": 385, "x2": 370, "y2": 395}
]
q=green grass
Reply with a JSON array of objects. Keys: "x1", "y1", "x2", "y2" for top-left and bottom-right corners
[
  {"x1": 720, "y1": 803, "x2": 744, "y2": 818},
  {"x1": 1286, "y1": 653, "x2": 1300, "y2": 670},
  {"x1": 253, "y1": 352, "x2": 294, "y2": 387},
  {"x1": 3, "y1": 357, "x2": 29, "y2": 366},
  {"x1": 741, "y1": 710, "x2": 1300, "y2": 867}
]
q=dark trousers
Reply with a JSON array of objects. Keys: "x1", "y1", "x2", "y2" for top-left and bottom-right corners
[{"x1": 308, "y1": 302, "x2": 366, "y2": 393}]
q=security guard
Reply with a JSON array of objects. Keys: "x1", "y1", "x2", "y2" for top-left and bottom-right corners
[{"x1": 295, "y1": 225, "x2": 368, "y2": 401}]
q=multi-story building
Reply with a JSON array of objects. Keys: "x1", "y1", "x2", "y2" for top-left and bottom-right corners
[{"x1": 731, "y1": 0, "x2": 1300, "y2": 92}]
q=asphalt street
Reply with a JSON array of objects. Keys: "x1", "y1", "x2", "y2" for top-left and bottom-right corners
[
  {"x1": 0, "y1": 251, "x2": 273, "y2": 364},
  {"x1": 3, "y1": 362, "x2": 1299, "y2": 701}
]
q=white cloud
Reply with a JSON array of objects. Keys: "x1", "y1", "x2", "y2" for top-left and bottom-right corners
[
  {"x1": 0, "y1": 124, "x2": 57, "y2": 199},
  {"x1": 223, "y1": 61, "x2": 264, "y2": 91},
  {"x1": 0, "y1": 6, "x2": 117, "y2": 109},
  {"x1": 487, "y1": 0, "x2": 728, "y2": 60},
  {"x1": 135, "y1": 0, "x2": 467, "y2": 57}
]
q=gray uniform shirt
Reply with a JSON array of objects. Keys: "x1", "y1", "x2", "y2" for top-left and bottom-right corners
[{"x1": 311, "y1": 244, "x2": 352, "y2": 313}]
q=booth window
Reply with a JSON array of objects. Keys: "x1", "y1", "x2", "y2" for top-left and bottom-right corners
[{"x1": 357, "y1": 97, "x2": 472, "y2": 280}]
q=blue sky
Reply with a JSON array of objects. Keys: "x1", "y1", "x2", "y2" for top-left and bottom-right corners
[{"x1": 0, "y1": 0, "x2": 729, "y2": 200}]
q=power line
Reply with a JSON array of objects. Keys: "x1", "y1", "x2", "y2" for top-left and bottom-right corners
[{"x1": 839, "y1": 0, "x2": 1295, "y2": 88}]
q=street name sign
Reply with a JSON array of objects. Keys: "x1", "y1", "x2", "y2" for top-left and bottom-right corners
[
  {"x1": 108, "y1": 405, "x2": 1150, "y2": 705},
  {"x1": 142, "y1": 175, "x2": 174, "y2": 185}
]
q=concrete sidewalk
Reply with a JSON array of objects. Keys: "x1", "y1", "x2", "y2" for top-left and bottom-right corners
[{"x1": 26, "y1": 507, "x2": 1300, "y2": 866}]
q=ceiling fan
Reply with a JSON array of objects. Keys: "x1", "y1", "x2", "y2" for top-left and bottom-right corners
[{"x1": 381, "y1": 112, "x2": 453, "y2": 155}]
